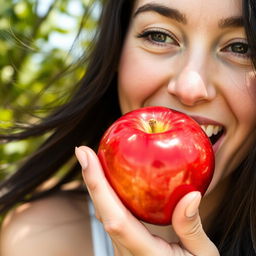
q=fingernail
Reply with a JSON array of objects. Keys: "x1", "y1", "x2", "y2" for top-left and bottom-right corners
[
  {"x1": 75, "y1": 147, "x2": 88, "y2": 170},
  {"x1": 185, "y1": 192, "x2": 201, "y2": 218}
]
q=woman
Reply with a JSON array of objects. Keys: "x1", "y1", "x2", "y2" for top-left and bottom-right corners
[{"x1": 1, "y1": 0, "x2": 256, "y2": 255}]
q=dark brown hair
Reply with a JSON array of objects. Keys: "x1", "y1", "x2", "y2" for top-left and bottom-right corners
[
  {"x1": 1, "y1": 0, "x2": 256, "y2": 255},
  {"x1": 0, "y1": 0, "x2": 133, "y2": 210}
]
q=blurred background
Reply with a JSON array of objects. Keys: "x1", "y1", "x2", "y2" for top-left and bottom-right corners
[{"x1": 0, "y1": 0, "x2": 101, "y2": 180}]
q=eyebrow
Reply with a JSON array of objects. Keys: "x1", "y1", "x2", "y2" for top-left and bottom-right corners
[
  {"x1": 133, "y1": 3, "x2": 187, "y2": 24},
  {"x1": 134, "y1": 3, "x2": 244, "y2": 29},
  {"x1": 218, "y1": 16, "x2": 244, "y2": 28}
]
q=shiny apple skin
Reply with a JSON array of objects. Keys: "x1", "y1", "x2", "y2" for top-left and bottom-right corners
[{"x1": 98, "y1": 106, "x2": 215, "y2": 225}]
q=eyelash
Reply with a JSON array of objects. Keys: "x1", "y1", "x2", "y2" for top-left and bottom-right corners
[{"x1": 137, "y1": 29, "x2": 179, "y2": 47}]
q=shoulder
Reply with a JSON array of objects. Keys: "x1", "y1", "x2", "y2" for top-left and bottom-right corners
[{"x1": 0, "y1": 192, "x2": 94, "y2": 256}]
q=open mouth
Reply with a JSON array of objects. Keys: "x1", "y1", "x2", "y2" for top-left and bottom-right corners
[{"x1": 200, "y1": 125, "x2": 224, "y2": 145}]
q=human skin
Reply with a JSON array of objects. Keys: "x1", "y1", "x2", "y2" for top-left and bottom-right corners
[{"x1": 76, "y1": 0, "x2": 256, "y2": 255}]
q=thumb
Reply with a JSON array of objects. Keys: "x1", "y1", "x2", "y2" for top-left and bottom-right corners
[{"x1": 172, "y1": 191, "x2": 219, "y2": 256}]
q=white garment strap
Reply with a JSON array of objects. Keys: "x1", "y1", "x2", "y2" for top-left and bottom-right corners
[{"x1": 88, "y1": 199, "x2": 114, "y2": 256}]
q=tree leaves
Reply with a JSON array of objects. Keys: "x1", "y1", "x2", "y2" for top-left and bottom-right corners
[{"x1": 0, "y1": 0, "x2": 101, "y2": 175}]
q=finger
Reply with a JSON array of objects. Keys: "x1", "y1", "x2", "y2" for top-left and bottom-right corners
[
  {"x1": 75, "y1": 146, "x2": 130, "y2": 222},
  {"x1": 75, "y1": 146, "x2": 165, "y2": 255},
  {"x1": 172, "y1": 192, "x2": 220, "y2": 256}
]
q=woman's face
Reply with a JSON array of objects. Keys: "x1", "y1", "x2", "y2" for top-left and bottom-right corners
[{"x1": 117, "y1": 0, "x2": 256, "y2": 192}]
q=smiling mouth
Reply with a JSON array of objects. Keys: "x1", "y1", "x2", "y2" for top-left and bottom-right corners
[{"x1": 200, "y1": 125, "x2": 224, "y2": 145}]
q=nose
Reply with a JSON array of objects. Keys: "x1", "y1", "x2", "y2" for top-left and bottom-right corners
[{"x1": 167, "y1": 68, "x2": 216, "y2": 106}]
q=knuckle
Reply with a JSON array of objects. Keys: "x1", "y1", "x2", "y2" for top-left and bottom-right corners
[
  {"x1": 103, "y1": 213, "x2": 128, "y2": 236},
  {"x1": 104, "y1": 220, "x2": 124, "y2": 236},
  {"x1": 182, "y1": 220, "x2": 203, "y2": 240},
  {"x1": 85, "y1": 177, "x2": 99, "y2": 193}
]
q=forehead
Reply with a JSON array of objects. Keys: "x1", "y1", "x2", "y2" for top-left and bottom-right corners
[{"x1": 132, "y1": 0, "x2": 242, "y2": 20}]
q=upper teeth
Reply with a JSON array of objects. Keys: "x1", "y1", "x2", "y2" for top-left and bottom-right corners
[{"x1": 200, "y1": 125, "x2": 223, "y2": 137}]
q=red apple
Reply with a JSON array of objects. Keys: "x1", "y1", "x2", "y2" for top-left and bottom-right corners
[{"x1": 98, "y1": 106, "x2": 214, "y2": 225}]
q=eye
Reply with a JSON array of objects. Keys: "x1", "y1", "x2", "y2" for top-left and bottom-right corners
[
  {"x1": 230, "y1": 42, "x2": 248, "y2": 54},
  {"x1": 222, "y1": 41, "x2": 251, "y2": 58},
  {"x1": 137, "y1": 29, "x2": 178, "y2": 47},
  {"x1": 147, "y1": 31, "x2": 174, "y2": 44}
]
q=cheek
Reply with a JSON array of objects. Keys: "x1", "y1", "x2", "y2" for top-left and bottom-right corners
[
  {"x1": 229, "y1": 72, "x2": 256, "y2": 124},
  {"x1": 221, "y1": 73, "x2": 256, "y2": 173},
  {"x1": 246, "y1": 72, "x2": 256, "y2": 100},
  {"x1": 117, "y1": 47, "x2": 170, "y2": 113},
  {"x1": 217, "y1": 66, "x2": 256, "y2": 128}
]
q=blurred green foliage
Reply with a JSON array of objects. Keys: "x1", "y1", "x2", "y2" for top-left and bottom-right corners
[{"x1": 0, "y1": 0, "x2": 101, "y2": 177}]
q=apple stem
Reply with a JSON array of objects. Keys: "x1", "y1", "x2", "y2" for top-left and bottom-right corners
[{"x1": 149, "y1": 119, "x2": 157, "y2": 133}]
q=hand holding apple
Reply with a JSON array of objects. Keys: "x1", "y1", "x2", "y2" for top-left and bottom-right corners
[{"x1": 98, "y1": 106, "x2": 214, "y2": 225}]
